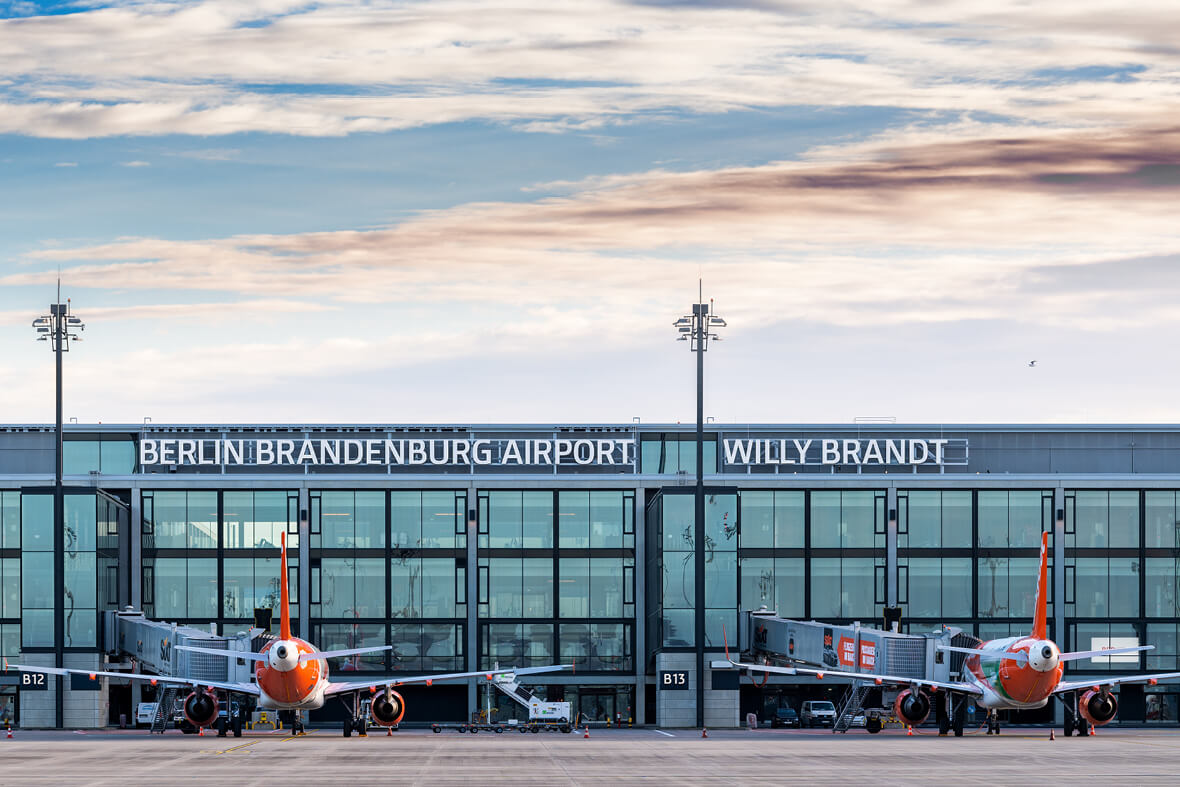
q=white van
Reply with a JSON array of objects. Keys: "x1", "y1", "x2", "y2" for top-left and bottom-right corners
[
  {"x1": 135, "y1": 702, "x2": 158, "y2": 728},
  {"x1": 800, "y1": 700, "x2": 837, "y2": 728}
]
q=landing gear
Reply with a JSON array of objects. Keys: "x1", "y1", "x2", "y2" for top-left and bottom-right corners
[
  {"x1": 217, "y1": 717, "x2": 229, "y2": 737},
  {"x1": 865, "y1": 717, "x2": 883, "y2": 734},
  {"x1": 940, "y1": 692, "x2": 967, "y2": 736},
  {"x1": 985, "y1": 711, "x2": 1000, "y2": 735},
  {"x1": 232, "y1": 716, "x2": 242, "y2": 738}
]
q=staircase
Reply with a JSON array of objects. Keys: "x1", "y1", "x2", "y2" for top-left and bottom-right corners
[
  {"x1": 151, "y1": 687, "x2": 178, "y2": 734},
  {"x1": 833, "y1": 681, "x2": 871, "y2": 733}
]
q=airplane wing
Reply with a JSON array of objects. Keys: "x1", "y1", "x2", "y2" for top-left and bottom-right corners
[
  {"x1": 3, "y1": 659, "x2": 258, "y2": 696},
  {"x1": 1058, "y1": 646, "x2": 1153, "y2": 663},
  {"x1": 324, "y1": 664, "x2": 570, "y2": 696},
  {"x1": 937, "y1": 645, "x2": 1027, "y2": 664},
  {"x1": 725, "y1": 656, "x2": 983, "y2": 696},
  {"x1": 1053, "y1": 671, "x2": 1180, "y2": 695}
]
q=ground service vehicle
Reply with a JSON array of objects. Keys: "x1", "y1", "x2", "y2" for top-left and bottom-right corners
[{"x1": 801, "y1": 701, "x2": 836, "y2": 728}]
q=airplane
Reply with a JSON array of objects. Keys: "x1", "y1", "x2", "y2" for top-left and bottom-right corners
[
  {"x1": 726, "y1": 530, "x2": 1180, "y2": 736},
  {"x1": 5, "y1": 532, "x2": 569, "y2": 737}
]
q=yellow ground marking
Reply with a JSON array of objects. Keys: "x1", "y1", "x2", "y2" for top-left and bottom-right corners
[{"x1": 280, "y1": 730, "x2": 316, "y2": 742}]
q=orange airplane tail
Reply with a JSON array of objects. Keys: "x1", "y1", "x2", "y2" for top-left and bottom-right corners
[
  {"x1": 1032, "y1": 529, "x2": 1049, "y2": 640},
  {"x1": 280, "y1": 531, "x2": 292, "y2": 640}
]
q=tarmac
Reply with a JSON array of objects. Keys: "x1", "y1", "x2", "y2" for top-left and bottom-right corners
[{"x1": 3, "y1": 725, "x2": 1180, "y2": 785}]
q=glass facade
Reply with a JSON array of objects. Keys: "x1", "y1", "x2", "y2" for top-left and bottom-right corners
[
  {"x1": 144, "y1": 490, "x2": 297, "y2": 628},
  {"x1": 478, "y1": 490, "x2": 634, "y2": 671},
  {"x1": 8, "y1": 424, "x2": 1180, "y2": 728}
]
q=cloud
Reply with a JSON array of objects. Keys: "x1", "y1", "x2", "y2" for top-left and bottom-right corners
[
  {"x1": 53, "y1": 161, "x2": 77, "y2": 166},
  {"x1": 5, "y1": 125, "x2": 1179, "y2": 338},
  {"x1": 119, "y1": 160, "x2": 150, "y2": 167},
  {"x1": 2, "y1": 1, "x2": 1180, "y2": 137},
  {"x1": 0, "y1": 298, "x2": 330, "y2": 327}
]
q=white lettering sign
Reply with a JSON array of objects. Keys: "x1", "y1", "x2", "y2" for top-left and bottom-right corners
[
  {"x1": 140, "y1": 437, "x2": 636, "y2": 468},
  {"x1": 723, "y1": 438, "x2": 963, "y2": 466}
]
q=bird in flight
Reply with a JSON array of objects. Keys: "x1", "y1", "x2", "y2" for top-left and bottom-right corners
[{"x1": 1028, "y1": 360, "x2": 1037, "y2": 367}]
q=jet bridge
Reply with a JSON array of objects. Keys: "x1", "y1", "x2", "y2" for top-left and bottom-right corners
[
  {"x1": 103, "y1": 607, "x2": 260, "y2": 685},
  {"x1": 738, "y1": 608, "x2": 978, "y2": 731}
]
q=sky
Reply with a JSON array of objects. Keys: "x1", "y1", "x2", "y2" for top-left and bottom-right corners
[{"x1": 1, "y1": 0, "x2": 1179, "y2": 426}]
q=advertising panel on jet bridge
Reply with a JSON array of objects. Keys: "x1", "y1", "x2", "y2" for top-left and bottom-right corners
[{"x1": 743, "y1": 615, "x2": 899, "y2": 676}]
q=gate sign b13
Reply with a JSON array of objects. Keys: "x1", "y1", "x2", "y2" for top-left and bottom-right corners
[{"x1": 660, "y1": 671, "x2": 690, "y2": 690}]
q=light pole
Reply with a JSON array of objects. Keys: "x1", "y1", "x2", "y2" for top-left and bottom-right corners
[
  {"x1": 672, "y1": 281, "x2": 725, "y2": 728},
  {"x1": 31, "y1": 281, "x2": 84, "y2": 729}
]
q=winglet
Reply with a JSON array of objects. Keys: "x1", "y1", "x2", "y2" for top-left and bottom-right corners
[
  {"x1": 1032, "y1": 530, "x2": 1049, "y2": 640},
  {"x1": 279, "y1": 531, "x2": 291, "y2": 641}
]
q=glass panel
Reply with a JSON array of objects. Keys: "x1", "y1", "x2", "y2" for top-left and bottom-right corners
[
  {"x1": 1146, "y1": 492, "x2": 1179, "y2": 549},
  {"x1": 390, "y1": 556, "x2": 422, "y2": 618},
  {"x1": 590, "y1": 491, "x2": 623, "y2": 549},
  {"x1": 420, "y1": 558, "x2": 458, "y2": 618},
  {"x1": 522, "y1": 492, "x2": 552, "y2": 549},
  {"x1": 1, "y1": 558, "x2": 20, "y2": 618},
  {"x1": 559, "y1": 491, "x2": 589, "y2": 548},
  {"x1": 187, "y1": 492, "x2": 218, "y2": 549},
  {"x1": 1146, "y1": 558, "x2": 1180, "y2": 618},
  {"x1": 1074, "y1": 491, "x2": 1109, "y2": 548},
  {"x1": 977, "y1": 492, "x2": 1007, "y2": 548},
  {"x1": 522, "y1": 558, "x2": 552, "y2": 617},
  {"x1": 662, "y1": 495, "x2": 694, "y2": 552},
  {"x1": 320, "y1": 491, "x2": 355, "y2": 549},
  {"x1": 488, "y1": 492, "x2": 523, "y2": 549},
  {"x1": 422, "y1": 491, "x2": 457, "y2": 548},
  {"x1": 662, "y1": 609, "x2": 694, "y2": 647},
  {"x1": 906, "y1": 492, "x2": 941, "y2": 548},
  {"x1": 774, "y1": 491, "x2": 805, "y2": 548},
  {"x1": 662, "y1": 552, "x2": 694, "y2": 610},
  {"x1": 1109, "y1": 491, "x2": 1139, "y2": 549},
  {"x1": 22, "y1": 494, "x2": 54, "y2": 551},
  {"x1": 355, "y1": 491, "x2": 385, "y2": 549},
  {"x1": 1008, "y1": 491, "x2": 1043, "y2": 548},
  {"x1": 63, "y1": 441, "x2": 100, "y2": 474},
  {"x1": 740, "y1": 557, "x2": 774, "y2": 610},
  {"x1": 22, "y1": 551, "x2": 54, "y2": 608},
  {"x1": 317, "y1": 623, "x2": 386, "y2": 671},
  {"x1": 810, "y1": 557, "x2": 840, "y2": 618},
  {"x1": 559, "y1": 558, "x2": 589, "y2": 618},
  {"x1": 488, "y1": 559, "x2": 522, "y2": 618},
  {"x1": 100, "y1": 440, "x2": 136, "y2": 474},
  {"x1": 1, "y1": 491, "x2": 19, "y2": 548},
  {"x1": 392, "y1": 492, "x2": 423, "y2": 549},
  {"x1": 841, "y1": 558, "x2": 876, "y2": 618},
  {"x1": 773, "y1": 558, "x2": 805, "y2": 618},
  {"x1": 810, "y1": 492, "x2": 840, "y2": 549},
  {"x1": 740, "y1": 492, "x2": 773, "y2": 548}
]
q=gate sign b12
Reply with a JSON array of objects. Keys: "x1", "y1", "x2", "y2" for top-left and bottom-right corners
[
  {"x1": 660, "y1": 670, "x2": 690, "y2": 690},
  {"x1": 20, "y1": 672, "x2": 48, "y2": 691}
]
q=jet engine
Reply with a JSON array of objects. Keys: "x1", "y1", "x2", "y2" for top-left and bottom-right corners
[
  {"x1": 370, "y1": 689, "x2": 406, "y2": 727},
  {"x1": 182, "y1": 690, "x2": 219, "y2": 728},
  {"x1": 1078, "y1": 689, "x2": 1118, "y2": 726},
  {"x1": 893, "y1": 689, "x2": 931, "y2": 726}
]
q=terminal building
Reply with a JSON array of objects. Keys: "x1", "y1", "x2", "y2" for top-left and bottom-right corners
[{"x1": 0, "y1": 423, "x2": 1178, "y2": 728}]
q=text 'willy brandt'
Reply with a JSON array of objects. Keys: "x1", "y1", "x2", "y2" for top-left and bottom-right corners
[
  {"x1": 139, "y1": 438, "x2": 636, "y2": 467},
  {"x1": 723, "y1": 438, "x2": 958, "y2": 466}
]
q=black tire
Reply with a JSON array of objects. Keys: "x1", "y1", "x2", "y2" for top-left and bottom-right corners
[
  {"x1": 218, "y1": 717, "x2": 228, "y2": 737},
  {"x1": 1077, "y1": 718, "x2": 1090, "y2": 736},
  {"x1": 494, "y1": 726, "x2": 504, "y2": 734},
  {"x1": 519, "y1": 726, "x2": 529, "y2": 734},
  {"x1": 866, "y1": 718, "x2": 882, "y2": 734},
  {"x1": 343, "y1": 719, "x2": 352, "y2": 738},
  {"x1": 357, "y1": 718, "x2": 368, "y2": 736},
  {"x1": 470, "y1": 725, "x2": 478, "y2": 733},
  {"x1": 531, "y1": 726, "x2": 540, "y2": 734},
  {"x1": 561, "y1": 725, "x2": 572, "y2": 734},
  {"x1": 432, "y1": 725, "x2": 442, "y2": 734}
]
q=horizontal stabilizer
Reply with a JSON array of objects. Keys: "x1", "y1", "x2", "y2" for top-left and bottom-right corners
[
  {"x1": 936, "y1": 645, "x2": 1027, "y2": 664},
  {"x1": 175, "y1": 645, "x2": 268, "y2": 662},
  {"x1": 299, "y1": 645, "x2": 392, "y2": 663},
  {"x1": 1059, "y1": 645, "x2": 1152, "y2": 662}
]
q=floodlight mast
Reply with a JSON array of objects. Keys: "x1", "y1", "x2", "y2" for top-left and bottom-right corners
[
  {"x1": 672, "y1": 280, "x2": 725, "y2": 729},
  {"x1": 30, "y1": 279, "x2": 84, "y2": 729}
]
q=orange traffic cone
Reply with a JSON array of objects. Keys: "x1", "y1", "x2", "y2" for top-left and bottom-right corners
[
  {"x1": 1090, "y1": 726, "x2": 1095, "y2": 736},
  {"x1": 583, "y1": 726, "x2": 590, "y2": 739},
  {"x1": 6, "y1": 727, "x2": 12, "y2": 739},
  {"x1": 386, "y1": 727, "x2": 393, "y2": 737},
  {"x1": 1049, "y1": 729, "x2": 1055, "y2": 741},
  {"x1": 198, "y1": 727, "x2": 204, "y2": 737},
  {"x1": 907, "y1": 725, "x2": 913, "y2": 736},
  {"x1": 702, "y1": 728, "x2": 708, "y2": 738}
]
